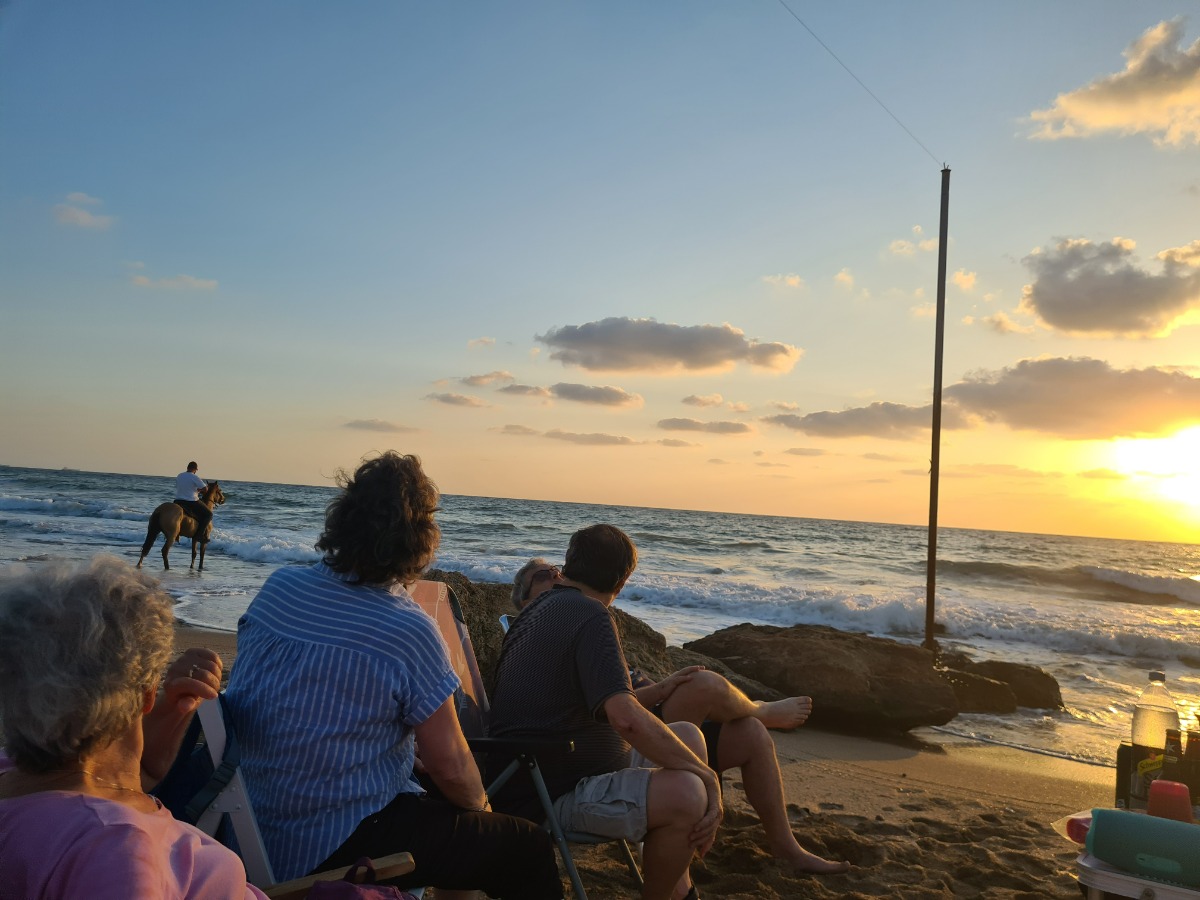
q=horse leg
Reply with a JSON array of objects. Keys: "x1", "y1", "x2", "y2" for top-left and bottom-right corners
[
  {"x1": 191, "y1": 536, "x2": 198, "y2": 569},
  {"x1": 162, "y1": 522, "x2": 180, "y2": 570},
  {"x1": 137, "y1": 515, "x2": 161, "y2": 569},
  {"x1": 197, "y1": 538, "x2": 206, "y2": 571}
]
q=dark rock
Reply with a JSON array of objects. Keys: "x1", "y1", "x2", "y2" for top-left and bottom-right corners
[
  {"x1": 685, "y1": 623, "x2": 959, "y2": 732},
  {"x1": 939, "y1": 669, "x2": 1018, "y2": 714},
  {"x1": 962, "y1": 659, "x2": 1063, "y2": 710}
]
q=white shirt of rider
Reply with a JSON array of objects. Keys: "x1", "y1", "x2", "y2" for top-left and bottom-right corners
[{"x1": 174, "y1": 471, "x2": 207, "y2": 501}]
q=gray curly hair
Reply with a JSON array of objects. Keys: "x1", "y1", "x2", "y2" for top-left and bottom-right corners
[
  {"x1": 0, "y1": 556, "x2": 175, "y2": 772},
  {"x1": 511, "y1": 557, "x2": 550, "y2": 611}
]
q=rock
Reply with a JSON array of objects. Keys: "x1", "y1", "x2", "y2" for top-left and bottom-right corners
[
  {"x1": 939, "y1": 669, "x2": 1018, "y2": 714},
  {"x1": 685, "y1": 623, "x2": 959, "y2": 732},
  {"x1": 961, "y1": 659, "x2": 1063, "y2": 710}
]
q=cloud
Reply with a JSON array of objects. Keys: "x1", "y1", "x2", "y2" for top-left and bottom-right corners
[
  {"x1": 657, "y1": 418, "x2": 752, "y2": 435},
  {"x1": 65, "y1": 192, "x2": 101, "y2": 205},
  {"x1": 726, "y1": 401, "x2": 749, "y2": 413},
  {"x1": 1079, "y1": 468, "x2": 1124, "y2": 480},
  {"x1": 468, "y1": 337, "x2": 495, "y2": 348},
  {"x1": 342, "y1": 419, "x2": 417, "y2": 433},
  {"x1": 683, "y1": 393, "x2": 724, "y2": 408},
  {"x1": 550, "y1": 383, "x2": 643, "y2": 407},
  {"x1": 131, "y1": 273, "x2": 218, "y2": 290},
  {"x1": 971, "y1": 311, "x2": 1035, "y2": 334},
  {"x1": 834, "y1": 269, "x2": 854, "y2": 289},
  {"x1": 657, "y1": 438, "x2": 699, "y2": 447},
  {"x1": 772, "y1": 401, "x2": 800, "y2": 411},
  {"x1": 425, "y1": 392, "x2": 487, "y2": 408},
  {"x1": 544, "y1": 429, "x2": 639, "y2": 446},
  {"x1": 498, "y1": 384, "x2": 552, "y2": 398},
  {"x1": 784, "y1": 447, "x2": 826, "y2": 456},
  {"x1": 889, "y1": 239, "x2": 917, "y2": 257},
  {"x1": 1029, "y1": 18, "x2": 1200, "y2": 146},
  {"x1": 863, "y1": 452, "x2": 904, "y2": 461},
  {"x1": 708, "y1": 459, "x2": 729, "y2": 465},
  {"x1": 953, "y1": 269, "x2": 977, "y2": 291},
  {"x1": 54, "y1": 202, "x2": 114, "y2": 230},
  {"x1": 460, "y1": 371, "x2": 514, "y2": 386},
  {"x1": 538, "y1": 317, "x2": 801, "y2": 374},
  {"x1": 762, "y1": 273, "x2": 805, "y2": 289},
  {"x1": 499, "y1": 424, "x2": 540, "y2": 436},
  {"x1": 946, "y1": 356, "x2": 1200, "y2": 438},
  {"x1": 1018, "y1": 237, "x2": 1200, "y2": 336},
  {"x1": 763, "y1": 402, "x2": 973, "y2": 439},
  {"x1": 756, "y1": 462, "x2": 788, "y2": 468}
]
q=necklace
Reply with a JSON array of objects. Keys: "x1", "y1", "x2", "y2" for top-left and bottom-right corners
[{"x1": 38, "y1": 768, "x2": 147, "y2": 797}]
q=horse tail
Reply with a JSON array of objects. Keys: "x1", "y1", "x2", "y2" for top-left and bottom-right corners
[{"x1": 141, "y1": 509, "x2": 161, "y2": 555}]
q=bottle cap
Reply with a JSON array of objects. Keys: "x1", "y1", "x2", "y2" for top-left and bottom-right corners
[{"x1": 1150, "y1": 670, "x2": 1166, "y2": 682}]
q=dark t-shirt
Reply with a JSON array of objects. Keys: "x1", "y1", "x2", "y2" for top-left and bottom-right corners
[{"x1": 486, "y1": 585, "x2": 634, "y2": 821}]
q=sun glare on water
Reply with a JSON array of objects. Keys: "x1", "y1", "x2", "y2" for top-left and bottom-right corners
[{"x1": 1111, "y1": 426, "x2": 1200, "y2": 510}]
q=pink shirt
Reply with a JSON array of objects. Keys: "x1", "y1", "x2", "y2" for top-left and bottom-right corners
[{"x1": 0, "y1": 757, "x2": 268, "y2": 900}]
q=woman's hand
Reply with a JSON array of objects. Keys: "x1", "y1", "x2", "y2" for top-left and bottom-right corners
[{"x1": 140, "y1": 648, "x2": 223, "y2": 789}]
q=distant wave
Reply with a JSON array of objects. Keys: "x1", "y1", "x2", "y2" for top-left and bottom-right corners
[
  {"x1": 1083, "y1": 566, "x2": 1200, "y2": 606},
  {"x1": 939, "y1": 558, "x2": 1200, "y2": 608},
  {"x1": 0, "y1": 496, "x2": 146, "y2": 521}
]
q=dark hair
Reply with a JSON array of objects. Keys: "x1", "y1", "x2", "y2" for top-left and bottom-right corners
[
  {"x1": 562, "y1": 524, "x2": 637, "y2": 594},
  {"x1": 316, "y1": 452, "x2": 440, "y2": 585},
  {"x1": 187, "y1": 461, "x2": 198, "y2": 471}
]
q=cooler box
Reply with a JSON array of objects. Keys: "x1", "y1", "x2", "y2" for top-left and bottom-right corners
[{"x1": 1087, "y1": 808, "x2": 1200, "y2": 888}]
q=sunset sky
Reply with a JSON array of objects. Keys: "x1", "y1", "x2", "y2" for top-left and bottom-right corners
[{"x1": 3, "y1": 3, "x2": 1200, "y2": 544}]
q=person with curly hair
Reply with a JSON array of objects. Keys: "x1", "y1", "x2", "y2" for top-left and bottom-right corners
[
  {"x1": 224, "y1": 451, "x2": 561, "y2": 899},
  {"x1": 0, "y1": 556, "x2": 261, "y2": 898}
]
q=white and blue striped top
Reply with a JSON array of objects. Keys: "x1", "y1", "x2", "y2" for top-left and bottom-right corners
[{"x1": 224, "y1": 562, "x2": 459, "y2": 881}]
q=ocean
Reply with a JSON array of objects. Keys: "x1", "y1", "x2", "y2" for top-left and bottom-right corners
[{"x1": 3, "y1": 463, "x2": 1199, "y2": 770}]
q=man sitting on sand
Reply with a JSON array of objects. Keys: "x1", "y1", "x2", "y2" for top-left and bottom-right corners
[
  {"x1": 490, "y1": 525, "x2": 723, "y2": 900},
  {"x1": 512, "y1": 556, "x2": 850, "y2": 877}
]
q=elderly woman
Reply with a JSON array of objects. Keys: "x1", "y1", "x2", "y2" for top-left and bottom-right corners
[
  {"x1": 0, "y1": 556, "x2": 263, "y2": 898},
  {"x1": 224, "y1": 451, "x2": 562, "y2": 898}
]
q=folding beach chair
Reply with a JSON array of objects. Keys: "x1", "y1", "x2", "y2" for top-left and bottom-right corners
[
  {"x1": 411, "y1": 581, "x2": 643, "y2": 900},
  {"x1": 190, "y1": 697, "x2": 417, "y2": 899}
]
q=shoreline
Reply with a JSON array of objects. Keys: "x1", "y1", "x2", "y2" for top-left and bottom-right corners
[{"x1": 175, "y1": 619, "x2": 1106, "y2": 896}]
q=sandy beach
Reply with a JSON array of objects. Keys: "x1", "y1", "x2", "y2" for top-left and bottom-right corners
[{"x1": 175, "y1": 617, "x2": 1108, "y2": 898}]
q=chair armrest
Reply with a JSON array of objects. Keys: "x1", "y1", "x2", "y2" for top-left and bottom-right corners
[{"x1": 263, "y1": 852, "x2": 415, "y2": 900}]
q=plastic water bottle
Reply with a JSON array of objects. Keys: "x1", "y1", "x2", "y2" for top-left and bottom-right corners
[{"x1": 1132, "y1": 670, "x2": 1181, "y2": 750}]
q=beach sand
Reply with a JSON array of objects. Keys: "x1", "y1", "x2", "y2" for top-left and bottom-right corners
[{"x1": 174, "y1": 621, "x2": 1106, "y2": 897}]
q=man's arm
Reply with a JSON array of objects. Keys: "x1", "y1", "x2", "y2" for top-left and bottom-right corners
[
  {"x1": 412, "y1": 697, "x2": 491, "y2": 812},
  {"x1": 603, "y1": 691, "x2": 722, "y2": 851}
]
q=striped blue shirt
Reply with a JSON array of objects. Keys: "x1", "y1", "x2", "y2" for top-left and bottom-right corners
[{"x1": 224, "y1": 562, "x2": 458, "y2": 880}]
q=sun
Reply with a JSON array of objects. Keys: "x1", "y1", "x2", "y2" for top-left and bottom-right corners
[{"x1": 1110, "y1": 425, "x2": 1200, "y2": 509}]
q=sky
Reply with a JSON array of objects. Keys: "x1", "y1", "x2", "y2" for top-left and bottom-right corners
[{"x1": 2, "y1": 2, "x2": 1200, "y2": 544}]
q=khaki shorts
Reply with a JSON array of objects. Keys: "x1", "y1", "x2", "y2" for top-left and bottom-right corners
[{"x1": 552, "y1": 750, "x2": 653, "y2": 841}]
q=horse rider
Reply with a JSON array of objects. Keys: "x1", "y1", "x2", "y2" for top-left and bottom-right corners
[{"x1": 174, "y1": 461, "x2": 213, "y2": 543}]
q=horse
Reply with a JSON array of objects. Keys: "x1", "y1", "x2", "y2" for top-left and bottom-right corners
[{"x1": 136, "y1": 481, "x2": 226, "y2": 571}]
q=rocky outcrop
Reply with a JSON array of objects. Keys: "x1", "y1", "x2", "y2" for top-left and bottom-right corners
[
  {"x1": 938, "y1": 650, "x2": 1064, "y2": 710},
  {"x1": 938, "y1": 669, "x2": 1017, "y2": 714},
  {"x1": 685, "y1": 623, "x2": 959, "y2": 732},
  {"x1": 424, "y1": 571, "x2": 1061, "y2": 731}
]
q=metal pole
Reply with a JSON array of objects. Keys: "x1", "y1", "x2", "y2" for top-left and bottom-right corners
[{"x1": 924, "y1": 165, "x2": 951, "y2": 653}]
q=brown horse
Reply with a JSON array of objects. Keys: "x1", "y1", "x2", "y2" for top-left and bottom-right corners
[{"x1": 137, "y1": 481, "x2": 226, "y2": 571}]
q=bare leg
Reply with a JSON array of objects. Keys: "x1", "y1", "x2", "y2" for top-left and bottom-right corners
[
  {"x1": 659, "y1": 671, "x2": 813, "y2": 730},
  {"x1": 641, "y1": 767, "x2": 707, "y2": 900},
  {"x1": 716, "y1": 718, "x2": 849, "y2": 874}
]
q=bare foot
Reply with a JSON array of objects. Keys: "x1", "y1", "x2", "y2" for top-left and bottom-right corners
[
  {"x1": 788, "y1": 848, "x2": 851, "y2": 875},
  {"x1": 753, "y1": 696, "x2": 813, "y2": 730}
]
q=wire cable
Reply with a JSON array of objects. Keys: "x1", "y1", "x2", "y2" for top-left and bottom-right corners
[{"x1": 774, "y1": 0, "x2": 942, "y2": 167}]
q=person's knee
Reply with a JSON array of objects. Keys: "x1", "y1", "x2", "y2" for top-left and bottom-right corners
[
  {"x1": 718, "y1": 716, "x2": 774, "y2": 770},
  {"x1": 667, "y1": 721, "x2": 705, "y2": 757},
  {"x1": 649, "y1": 769, "x2": 707, "y2": 826},
  {"x1": 691, "y1": 669, "x2": 730, "y2": 697}
]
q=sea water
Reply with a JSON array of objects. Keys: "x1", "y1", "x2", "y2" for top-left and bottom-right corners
[{"x1": 3, "y1": 463, "x2": 1199, "y2": 769}]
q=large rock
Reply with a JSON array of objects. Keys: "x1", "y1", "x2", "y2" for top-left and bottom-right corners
[
  {"x1": 684, "y1": 623, "x2": 959, "y2": 732},
  {"x1": 962, "y1": 659, "x2": 1063, "y2": 710},
  {"x1": 939, "y1": 669, "x2": 1018, "y2": 714}
]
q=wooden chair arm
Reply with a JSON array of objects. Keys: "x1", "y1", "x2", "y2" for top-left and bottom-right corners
[{"x1": 263, "y1": 852, "x2": 415, "y2": 900}]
